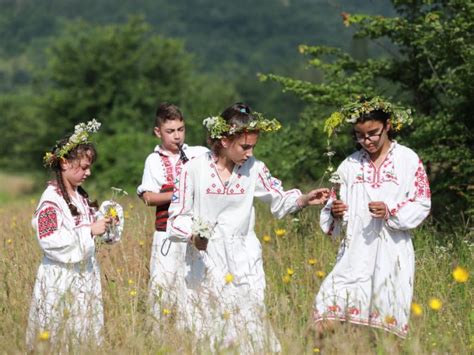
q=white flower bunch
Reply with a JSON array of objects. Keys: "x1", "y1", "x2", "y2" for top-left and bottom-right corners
[{"x1": 191, "y1": 216, "x2": 216, "y2": 240}]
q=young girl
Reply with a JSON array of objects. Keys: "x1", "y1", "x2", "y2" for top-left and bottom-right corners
[
  {"x1": 26, "y1": 120, "x2": 112, "y2": 348},
  {"x1": 313, "y1": 97, "x2": 431, "y2": 338},
  {"x1": 167, "y1": 103, "x2": 329, "y2": 353}
]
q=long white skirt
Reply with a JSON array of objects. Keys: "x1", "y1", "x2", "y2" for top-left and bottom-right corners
[
  {"x1": 182, "y1": 232, "x2": 281, "y2": 353},
  {"x1": 26, "y1": 256, "x2": 103, "y2": 348}
]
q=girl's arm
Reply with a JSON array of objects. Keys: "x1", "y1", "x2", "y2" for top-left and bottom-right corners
[
  {"x1": 167, "y1": 165, "x2": 194, "y2": 242},
  {"x1": 385, "y1": 159, "x2": 431, "y2": 230},
  {"x1": 34, "y1": 202, "x2": 95, "y2": 263},
  {"x1": 254, "y1": 161, "x2": 303, "y2": 219}
]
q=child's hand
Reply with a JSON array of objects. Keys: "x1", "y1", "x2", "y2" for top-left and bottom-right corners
[
  {"x1": 299, "y1": 188, "x2": 330, "y2": 207},
  {"x1": 91, "y1": 217, "x2": 112, "y2": 236},
  {"x1": 192, "y1": 235, "x2": 208, "y2": 251},
  {"x1": 368, "y1": 201, "x2": 388, "y2": 219},
  {"x1": 331, "y1": 200, "x2": 348, "y2": 219}
]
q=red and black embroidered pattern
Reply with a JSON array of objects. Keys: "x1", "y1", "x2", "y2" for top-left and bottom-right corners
[{"x1": 38, "y1": 206, "x2": 58, "y2": 239}]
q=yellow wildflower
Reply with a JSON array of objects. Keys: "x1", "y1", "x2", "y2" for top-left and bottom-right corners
[
  {"x1": 384, "y1": 315, "x2": 397, "y2": 325},
  {"x1": 38, "y1": 330, "x2": 50, "y2": 341},
  {"x1": 313, "y1": 347, "x2": 320, "y2": 353},
  {"x1": 287, "y1": 268, "x2": 295, "y2": 276},
  {"x1": 6, "y1": 239, "x2": 12, "y2": 244},
  {"x1": 129, "y1": 289, "x2": 137, "y2": 297},
  {"x1": 222, "y1": 311, "x2": 231, "y2": 320},
  {"x1": 139, "y1": 240, "x2": 145, "y2": 247},
  {"x1": 163, "y1": 308, "x2": 171, "y2": 315},
  {"x1": 124, "y1": 211, "x2": 130, "y2": 219},
  {"x1": 452, "y1": 266, "x2": 469, "y2": 283},
  {"x1": 411, "y1": 302, "x2": 423, "y2": 316},
  {"x1": 316, "y1": 270, "x2": 326, "y2": 278},
  {"x1": 428, "y1": 297, "x2": 442, "y2": 311},
  {"x1": 282, "y1": 275, "x2": 291, "y2": 284},
  {"x1": 308, "y1": 258, "x2": 317, "y2": 265},
  {"x1": 225, "y1": 273, "x2": 234, "y2": 284},
  {"x1": 128, "y1": 279, "x2": 134, "y2": 285},
  {"x1": 262, "y1": 235, "x2": 271, "y2": 243},
  {"x1": 107, "y1": 207, "x2": 118, "y2": 218},
  {"x1": 275, "y1": 228, "x2": 286, "y2": 237}
]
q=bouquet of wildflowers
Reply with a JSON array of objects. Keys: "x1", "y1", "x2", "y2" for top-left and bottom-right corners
[
  {"x1": 191, "y1": 216, "x2": 216, "y2": 240},
  {"x1": 96, "y1": 187, "x2": 127, "y2": 244}
]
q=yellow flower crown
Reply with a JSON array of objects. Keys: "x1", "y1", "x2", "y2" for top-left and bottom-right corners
[
  {"x1": 203, "y1": 111, "x2": 282, "y2": 139},
  {"x1": 43, "y1": 119, "x2": 101, "y2": 167},
  {"x1": 323, "y1": 96, "x2": 413, "y2": 137}
]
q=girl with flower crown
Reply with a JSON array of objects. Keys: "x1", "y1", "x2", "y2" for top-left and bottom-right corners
[
  {"x1": 26, "y1": 120, "x2": 118, "y2": 349},
  {"x1": 167, "y1": 103, "x2": 329, "y2": 353},
  {"x1": 313, "y1": 97, "x2": 431, "y2": 339}
]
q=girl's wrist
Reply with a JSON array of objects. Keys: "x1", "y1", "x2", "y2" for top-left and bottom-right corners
[{"x1": 297, "y1": 195, "x2": 308, "y2": 209}]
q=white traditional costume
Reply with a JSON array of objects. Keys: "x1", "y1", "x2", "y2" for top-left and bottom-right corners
[
  {"x1": 27, "y1": 182, "x2": 103, "y2": 347},
  {"x1": 314, "y1": 142, "x2": 431, "y2": 337},
  {"x1": 167, "y1": 152, "x2": 303, "y2": 353},
  {"x1": 137, "y1": 144, "x2": 208, "y2": 325}
]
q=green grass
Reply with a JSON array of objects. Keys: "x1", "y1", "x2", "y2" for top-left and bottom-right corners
[{"x1": 0, "y1": 196, "x2": 472, "y2": 354}]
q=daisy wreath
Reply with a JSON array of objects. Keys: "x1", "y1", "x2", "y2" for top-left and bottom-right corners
[
  {"x1": 43, "y1": 119, "x2": 101, "y2": 167},
  {"x1": 203, "y1": 111, "x2": 282, "y2": 139}
]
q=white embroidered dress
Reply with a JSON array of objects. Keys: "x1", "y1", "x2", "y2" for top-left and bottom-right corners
[
  {"x1": 27, "y1": 183, "x2": 103, "y2": 347},
  {"x1": 137, "y1": 144, "x2": 208, "y2": 324},
  {"x1": 167, "y1": 152, "x2": 302, "y2": 353},
  {"x1": 314, "y1": 142, "x2": 431, "y2": 337}
]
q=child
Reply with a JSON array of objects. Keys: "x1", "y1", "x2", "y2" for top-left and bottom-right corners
[
  {"x1": 27, "y1": 119, "x2": 112, "y2": 348},
  {"x1": 167, "y1": 103, "x2": 329, "y2": 353},
  {"x1": 313, "y1": 97, "x2": 431, "y2": 338},
  {"x1": 136, "y1": 103, "x2": 208, "y2": 325}
]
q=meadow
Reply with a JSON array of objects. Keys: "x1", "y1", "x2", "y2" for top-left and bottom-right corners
[{"x1": 0, "y1": 186, "x2": 472, "y2": 354}]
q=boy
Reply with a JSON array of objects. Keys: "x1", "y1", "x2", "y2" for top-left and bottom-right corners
[{"x1": 137, "y1": 103, "x2": 208, "y2": 327}]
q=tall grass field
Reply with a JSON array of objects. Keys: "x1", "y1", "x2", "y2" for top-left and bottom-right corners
[{"x1": 0, "y1": 188, "x2": 472, "y2": 354}]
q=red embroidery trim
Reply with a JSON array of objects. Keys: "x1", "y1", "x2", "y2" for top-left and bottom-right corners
[{"x1": 38, "y1": 206, "x2": 58, "y2": 239}]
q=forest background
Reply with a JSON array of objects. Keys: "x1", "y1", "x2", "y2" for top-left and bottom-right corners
[{"x1": 1, "y1": 0, "x2": 472, "y2": 224}]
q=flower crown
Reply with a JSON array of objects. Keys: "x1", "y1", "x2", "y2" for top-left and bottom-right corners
[
  {"x1": 203, "y1": 112, "x2": 282, "y2": 139},
  {"x1": 43, "y1": 119, "x2": 101, "y2": 167},
  {"x1": 323, "y1": 96, "x2": 413, "y2": 137}
]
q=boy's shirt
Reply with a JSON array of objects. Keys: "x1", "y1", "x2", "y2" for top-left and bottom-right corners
[{"x1": 137, "y1": 144, "x2": 208, "y2": 231}]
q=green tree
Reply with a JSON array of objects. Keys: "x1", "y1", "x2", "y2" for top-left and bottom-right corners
[
  {"x1": 1, "y1": 16, "x2": 236, "y2": 191},
  {"x1": 260, "y1": 0, "x2": 474, "y2": 220}
]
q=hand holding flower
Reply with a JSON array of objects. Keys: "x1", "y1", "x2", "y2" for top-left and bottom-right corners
[
  {"x1": 368, "y1": 201, "x2": 389, "y2": 219},
  {"x1": 298, "y1": 188, "x2": 330, "y2": 207},
  {"x1": 331, "y1": 200, "x2": 348, "y2": 219},
  {"x1": 191, "y1": 235, "x2": 209, "y2": 251}
]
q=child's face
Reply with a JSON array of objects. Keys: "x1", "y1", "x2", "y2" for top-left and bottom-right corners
[
  {"x1": 221, "y1": 132, "x2": 259, "y2": 166},
  {"x1": 154, "y1": 119, "x2": 185, "y2": 153},
  {"x1": 61, "y1": 155, "x2": 93, "y2": 189},
  {"x1": 353, "y1": 120, "x2": 390, "y2": 155}
]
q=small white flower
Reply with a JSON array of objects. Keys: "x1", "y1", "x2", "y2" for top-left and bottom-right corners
[
  {"x1": 329, "y1": 172, "x2": 342, "y2": 184},
  {"x1": 324, "y1": 151, "x2": 336, "y2": 157},
  {"x1": 203, "y1": 116, "x2": 217, "y2": 129}
]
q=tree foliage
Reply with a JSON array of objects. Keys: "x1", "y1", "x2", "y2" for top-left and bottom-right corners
[
  {"x1": 260, "y1": 0, "x2": 474, "y2": 220},
  {"x1": 1, "y1": 17, "x2": 236, "y2": 190}
]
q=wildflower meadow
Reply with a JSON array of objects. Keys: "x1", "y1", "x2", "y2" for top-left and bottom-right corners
[{"x1": 0, "y1": 188, "x2": 472, "y2": 354}]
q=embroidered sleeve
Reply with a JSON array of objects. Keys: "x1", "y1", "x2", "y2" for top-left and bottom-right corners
[
  {"x1": 167, "y1": 165, "x2": 194, "y2": 242},
  {"x1": 385, "y1": 159, "x2": 431, "y2": 231},
  {"x1": 38, "y1": 206, "x2": 58, "y2": 239},
  {"x1": 254, "y1": 162, "x2": 302, "y2": 219},
  {"x1": 34, "y1": 201, "x2": 95, "y2": 263}
]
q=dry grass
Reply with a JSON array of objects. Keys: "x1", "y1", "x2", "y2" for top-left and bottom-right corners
[{"x1": 0, "y1": 196, "x2": 472, "y2": 354}]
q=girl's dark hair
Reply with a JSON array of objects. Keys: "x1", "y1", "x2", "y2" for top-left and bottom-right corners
[
  {"x1": 50, "y1": 138, "x2": 98, "y2": 216},
  {"x1": 352, "y1": 98, "x2": 396, "y2": 144},
  {"x1": 208, "y1": 102, "x2": 256, "y2": 153}
]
